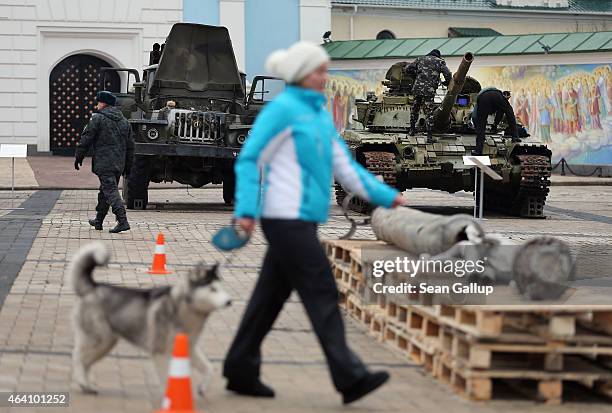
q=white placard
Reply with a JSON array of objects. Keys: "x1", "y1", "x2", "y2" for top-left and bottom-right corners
[
  {"x1": 463, "y1": 155, "x2": 491, "y2": 166},
  {"x1": 0, "y1": 144, "x2": 27, "y2": 158}
]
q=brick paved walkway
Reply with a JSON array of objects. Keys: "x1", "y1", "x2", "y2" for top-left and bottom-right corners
[
  {"x1": 0, "y1": 191, "x2": 60, "y2": 309},
  {"x1": 1, "y1": 156, "x2": 610, "y2": 190},
  {"x1": 0, "y1": 186, "x2": 610, "y2": 412},
  {"x1": 0, "y1": 160, "x2": 37, "y2": 189}
]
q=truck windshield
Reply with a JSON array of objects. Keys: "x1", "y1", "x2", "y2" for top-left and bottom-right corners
[
  {"x1": 145, "y1": 70, "x2": 156, "y2": 93},
  {"x1": 250, "y1": 78, "x2": 285, "y2": 102}
]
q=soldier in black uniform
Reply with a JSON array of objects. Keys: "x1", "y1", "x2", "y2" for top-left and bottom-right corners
[
  {"x1": 74, "y1": 91, "x2": 134, "y2": 233},
  {"x1": 471, "y1": 88, "x2": 519, "y2": 155},
  {"x1": 405, "y1": 49, "x2": 452, "y2": 140}
]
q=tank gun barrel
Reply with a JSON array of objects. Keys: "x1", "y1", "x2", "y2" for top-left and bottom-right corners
[{"x1": 433, "y1": 52, "x2": 474, "y2": 132}]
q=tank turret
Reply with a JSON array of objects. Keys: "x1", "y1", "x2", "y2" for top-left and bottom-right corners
[
  {"x1": 432, "y1": 52, "x2": 474, "y2": 132},
  {"x1": 354, "y1": 52, "x2": 474, "y2": 132}
]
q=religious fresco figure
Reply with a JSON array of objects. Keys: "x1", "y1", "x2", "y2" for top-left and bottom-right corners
[
  {"x1": 327, "y1": 63, "x2": 612, "y2": 165},
  {"x1": 591, "y1": 80, "x2": 602, "y2": 130}
]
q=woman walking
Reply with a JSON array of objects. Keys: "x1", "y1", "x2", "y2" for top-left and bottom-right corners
[{"x1": 223, "y1": 42, "x2": 404, "y2": 405}]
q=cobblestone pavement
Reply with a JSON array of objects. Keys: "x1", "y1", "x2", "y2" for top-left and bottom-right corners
[{"x1": 0, "y1": 186, "x2": 610, "y2": 413}]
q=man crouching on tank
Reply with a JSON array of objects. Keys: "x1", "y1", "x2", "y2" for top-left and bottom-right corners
[{"x1": 74, "y1": 91, "x2": 134, "y2": 234}]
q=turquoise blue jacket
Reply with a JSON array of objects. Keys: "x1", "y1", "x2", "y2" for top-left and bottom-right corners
[{"x1": 234, "y1": 85, "x2": 398, "y2": 223}]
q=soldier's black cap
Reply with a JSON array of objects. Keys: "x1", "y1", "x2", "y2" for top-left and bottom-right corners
[
  {"x1": 427, "y1": 49, "x2": 442, "y2": 58},
  {"x1": 96, "y1": 91, "x2": 116, "y2": 106}
]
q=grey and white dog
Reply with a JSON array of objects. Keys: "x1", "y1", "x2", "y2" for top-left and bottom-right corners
[{"x1": 70, "y1": 242, "x2": 231, "y2": 395}]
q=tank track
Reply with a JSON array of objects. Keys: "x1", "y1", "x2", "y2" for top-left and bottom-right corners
[
  {"x1": 484, "y1": 154, "x2": 551, "y2": 218},
  {"x1": 335, "y1": 151, "x2": 397, "y2": 214}
]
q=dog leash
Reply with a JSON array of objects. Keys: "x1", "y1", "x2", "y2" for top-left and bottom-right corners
[
  {"x1": 339, "y1": 192, "x2": 371, "y2": 240},
  {"x1": 220, "y1": 250, "x2": 238, "y2": 266}
]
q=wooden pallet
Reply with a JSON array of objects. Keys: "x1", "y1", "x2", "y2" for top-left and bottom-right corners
[
  {"x1": 406, "y1": 306, "x2": 442, "y2": 342},
  {"x1": 416, "y1": 305, "x2": 612, "y2": 341},
  {"x1": 333, "y1": 265, "x2": 350, "y2": 291},
  {"x1": 439, "y1": 326, "x2": 612, "y2": 371},
  {"x1": 384, "y1": 299, "x2": 407, "y2": 326},
  {"x1": 368, "y1": 308, "x2": 386, "y2": 342},
  {"x1": 324, "y1": 238, "x2": 612, "y2": 404},
  {"x1": 383, "y1": 322, "x2": 408, "y2": 352},
  {"x1": 435, "y1": 352, "x2": 612, "y2": 404},
  {"x1": 324, "y1": 239, "x2": 379, "y2": 267},
  {"x1": 325, "y1": 239, "x2": 380, "y2": 298},
  {"x1": 372, "y1": 304, "x2": 438, "y2": 373},
  {"x1": 337, "y1": 286, "x2": 349, "y2": 308},
  {"x1": 346, "y1": 294, "x2": 365, "y2": 322},
  {"x1": 342, "y1": 294, "x2": 387, "y2": 342}
]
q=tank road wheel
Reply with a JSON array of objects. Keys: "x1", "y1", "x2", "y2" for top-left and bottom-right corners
[
  {"x1": 223, "y1": 172, "x2": 236, "y2": 206},
  {"x1": 125, "y1": 155, "x2": 151, "y2": 210},
  {"x1": 336, "y1": 151, "x2": 397, "y2": 214}
]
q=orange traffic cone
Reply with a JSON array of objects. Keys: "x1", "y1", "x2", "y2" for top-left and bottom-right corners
[
  {"x1": 155, "y1": 333, "x2": 202, "y2": 413},
  {"x1": 149, "y1": 233, "x2": 173, "y2": 274}
]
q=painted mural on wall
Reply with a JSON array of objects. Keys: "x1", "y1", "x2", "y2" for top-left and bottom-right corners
[{"x1": 327, "y1": 64, "x2": 612, "y2": 165}]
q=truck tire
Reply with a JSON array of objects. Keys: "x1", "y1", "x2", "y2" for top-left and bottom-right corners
[
  {"x1": 223, "y1": 172, "x2": 235, "y2": 206},
  {"x1": 125, "y1": 155, "x2": 151, "y2": 210}
]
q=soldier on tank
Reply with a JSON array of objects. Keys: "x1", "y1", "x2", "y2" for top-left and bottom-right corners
[
  {"x1": 74, "y1": 91, "x2": 134, "y2": 233},
  {"x1": 405, "y1": 49, "x2": 451, "y2": 141},
  {"x1": 470, "y1": 88, "x2": 520, "y2": 155}
]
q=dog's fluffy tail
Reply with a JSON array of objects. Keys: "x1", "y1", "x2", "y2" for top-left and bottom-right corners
[{"x1": 69, "y1": 242, "x2": 110, "y2": 296}]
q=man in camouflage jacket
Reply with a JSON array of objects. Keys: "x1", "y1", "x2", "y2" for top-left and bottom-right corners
[
  {"x1": 74, "y1": 91, "x2": 134, "y2": 233},
  {"x1": 405, "y1": 49, "x2": 452, "y2": 140}
]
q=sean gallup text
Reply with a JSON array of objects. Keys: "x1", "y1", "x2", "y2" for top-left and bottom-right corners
[{"x1": 372, "y1": 282, "x2": 494, "y2": 296}]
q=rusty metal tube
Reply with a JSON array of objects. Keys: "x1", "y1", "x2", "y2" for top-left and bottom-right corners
[
  {"x1": 433, "y1": 52, "x2": 474, "y2": 132},
  {"x1": 371, "y1": 206, "x2": 483, "y2": 256}
]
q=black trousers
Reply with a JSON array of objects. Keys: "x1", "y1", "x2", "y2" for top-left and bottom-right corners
[
  {"x1": 95, "y1": 173, "x2": 125, "y2": 218},
  {"x1": 223, "y1": 219, "x2": 367, "y2": 392},
  {"x1": 474, "y1": 111, "x2": 489, "y2": 154}
]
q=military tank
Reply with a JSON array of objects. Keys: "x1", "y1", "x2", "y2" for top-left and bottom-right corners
[{"x1": 337, "y1": 52, "x2": 552, "y2": 218}]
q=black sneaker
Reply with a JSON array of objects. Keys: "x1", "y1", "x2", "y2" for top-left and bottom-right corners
[
  {"x1": 342, "y1": 371, "x2": 390, "y2": 405},
  {"x1": 471, "y1": 150, "x2": 483, "y2": 156},
  {"x1": 226, "y1": 379, "x2": 275, "y2": 398},
  {"x1": 109, "y1": 222, "x2": 130, "y2": 233},
  {"x1": 88, "y1": 218, "x2": 103, "y2": 231}
]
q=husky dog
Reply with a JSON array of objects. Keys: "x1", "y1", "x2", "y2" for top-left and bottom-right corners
[{"x1": 70, "y1": 242, "x2": 231, "y2": 395}]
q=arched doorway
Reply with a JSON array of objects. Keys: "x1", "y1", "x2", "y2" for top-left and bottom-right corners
[{"x1": 49, "y1": 54, "x2": 120, "y2": 155}]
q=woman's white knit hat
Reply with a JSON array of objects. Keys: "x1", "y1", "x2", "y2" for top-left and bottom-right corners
[{"x1": 266, "y1": 42, "x2": 330, "y2": 84}]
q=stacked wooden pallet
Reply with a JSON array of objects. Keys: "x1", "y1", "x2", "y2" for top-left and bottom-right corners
[
  {"x1": 325, "y1": 239, "x2": 382, "y2": 338},
  {"x1": 323, "y1": 239, "x2": 612, "y2": 404}
]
